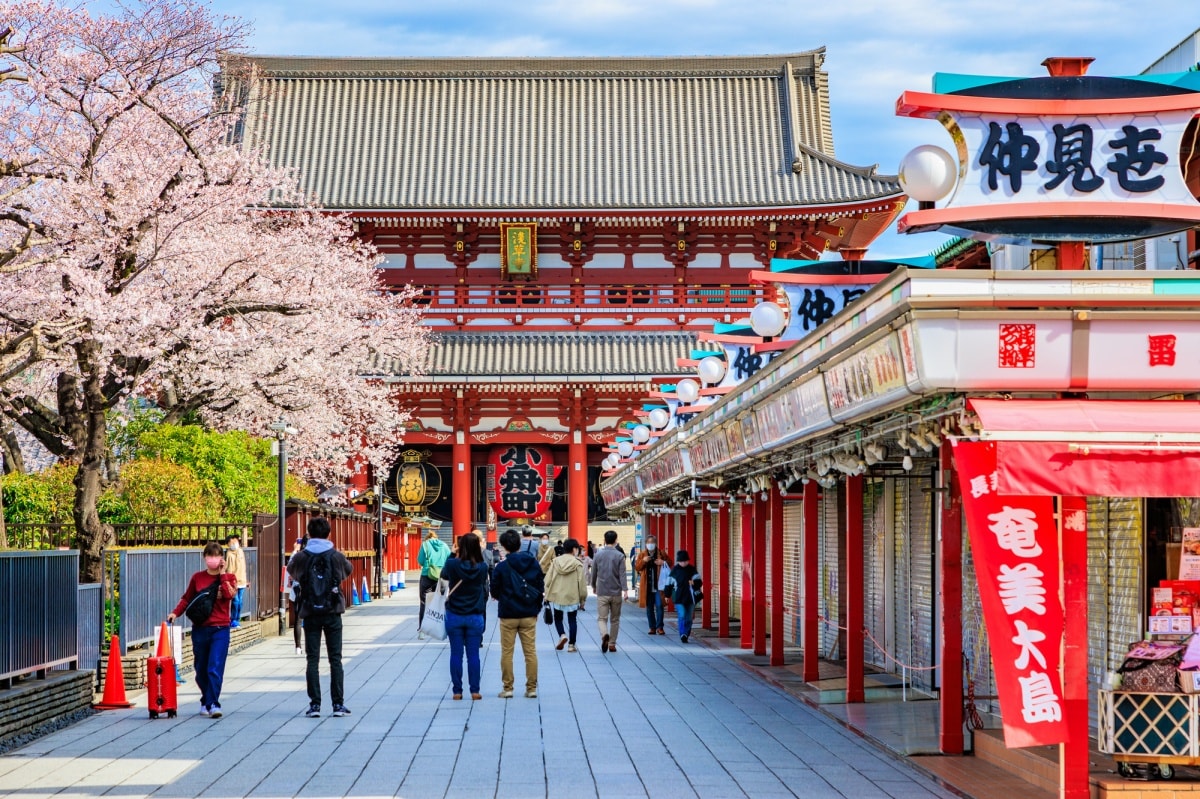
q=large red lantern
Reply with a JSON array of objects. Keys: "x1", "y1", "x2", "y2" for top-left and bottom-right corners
[{"x1": 486, "y1": 445, "x2": 556, "y2": 521}]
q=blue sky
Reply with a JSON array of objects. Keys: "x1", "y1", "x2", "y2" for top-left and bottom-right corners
[{"x1": 210, "y1": 0, "x2": 1200, "y2": 258}]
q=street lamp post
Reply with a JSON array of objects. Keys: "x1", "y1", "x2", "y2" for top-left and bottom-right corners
[
  {"x1": 270, "y1": 417, "x2": 296, "y2": 636},
  {"x1": 375, "y1": 479, "x2": 384, "y2": 600}
]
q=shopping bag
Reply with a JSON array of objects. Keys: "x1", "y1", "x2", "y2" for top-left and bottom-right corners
[
  {"x1": 1117, "y1": 640, "x2": 1185, "y2": 692},
  {"x1": 542, "y1": 602, "x2": 553, "y2": 626},
  {"x1": 423, "y1": 580, "x2": 451, "y2": 641}
]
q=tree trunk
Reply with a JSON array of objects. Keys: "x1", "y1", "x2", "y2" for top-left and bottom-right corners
[{"x1": 73, "y1": 346, "x2": 113, "y2": 582}]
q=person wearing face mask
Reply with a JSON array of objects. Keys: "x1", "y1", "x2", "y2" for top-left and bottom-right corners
[
  {"x1": 167, "y1": 542, "x2": 238, "y2": 718},
  {"x1": 634, "y1": 536, "x2": 672, "y2": 634}
]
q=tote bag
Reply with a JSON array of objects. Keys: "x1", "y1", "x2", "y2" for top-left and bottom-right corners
[{"x1": 423, "y1": 579, "x2": 456, "y2": 641}]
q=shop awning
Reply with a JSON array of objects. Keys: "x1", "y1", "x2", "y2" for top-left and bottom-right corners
[{"x1": 969, "y1": 398, "x2": 1200, "y2": 497}]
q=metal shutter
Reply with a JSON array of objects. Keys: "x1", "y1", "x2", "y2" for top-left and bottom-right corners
[
  {"x1": 864, "y1": 480, "x2": 889, "y2": 669},
  {"x1": 962, "y1": 511, "x2": 999, "y2": 714},
  {"x1": 820, "y1": 483, "x2": 841, "y2": 658},
  {"x1": 730, "y1": 504, "x2": 742, "y2": 620},
  {"x1": 895, "y1": 475, "x2": 936, "y2": 694},
  {"x1": 1086, "y1": 497, "x2": 1144, "y2": 733},
  {"x1": 784, "y1": 500, "x2": 804, "y2": 644}
]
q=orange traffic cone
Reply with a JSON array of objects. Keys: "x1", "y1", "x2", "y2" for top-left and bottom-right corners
[
  {"x1": 94, "y1": 636, "x2": 135, "y2": 709},
  {"x1": 155, "y1": 622, "x2": 172, "y2": 658}
]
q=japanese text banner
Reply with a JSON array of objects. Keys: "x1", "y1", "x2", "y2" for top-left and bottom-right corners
[{"x1": 954, "y1": 440, "x2": 1068, "y2": 748}]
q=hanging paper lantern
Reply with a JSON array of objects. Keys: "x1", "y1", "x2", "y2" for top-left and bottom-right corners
[
  {"x1": 648, "y1": 408, "x2": 671, "y2": 429},
  {"x1": 631, "y1": 424, "x2": 651, "y2": 444},
  {"x1": 698, "y1": 355, "x2": 727, "y2": 385},
  {"x1": 392, "y1": 450, "x2": 442, "y2": 513},
  {"x1": 676, "y1": 379, "x2": 700, "y2": 404},
  {"x1": 486, "y1": 445, "x2": 556, "y2": 521}
]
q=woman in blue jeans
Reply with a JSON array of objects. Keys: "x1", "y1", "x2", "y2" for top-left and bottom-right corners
[
  {"x1": 167, "y1": 542, "x2": 238, "y2": 717},
  {"x1": 439, "y1": 532, "x2": 490, "y2": 700}
]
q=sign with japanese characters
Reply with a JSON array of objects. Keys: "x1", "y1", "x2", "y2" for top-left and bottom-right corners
[
  {"x1": 780, "y1": 282, "x2": 875, "y2": 339},
  {"x1": 823, "y1": 333, "x2": 914, "y2": 421},
  {"x1": 486, "y1": 445, "x2": 555, "y2": 521},
  {"x1": 954, "y1": 440, "x2": 1067, "y2": 748},
  {"x1": 500, "y1": 222, "x2": 538, "y2": 280},
  {"x1": 896, "y1": 69, "x2": 1200, "y2": 243}
]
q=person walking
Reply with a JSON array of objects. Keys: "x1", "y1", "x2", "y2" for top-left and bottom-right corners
[
  {"x1": 517, "y1": 527, "x2": 539, "y2": 558},
  {"x1": 628, "y1": 541, "x2": 640, "y2": 598},
  {"x1": 635, "y1": 535, "x2": 672, "y2": 634},
  {"x1": 287, "y1": 517, "x2": 354, "y2": 719},
  {"x1": 167, "y1": 542, "x2": 237, "y2": 718},
  {"x1": 224, "y1": 534, "x2": 249, "y2": 629},
  {"x1": 286, "y1": 535, "x2": 307, "y2": 655},
  {"x1": 591, "y1": 530, "x2": 627, "y2": 654},
  {"x1": 417, "y1": 528, "x2": 450, "y2": 640},
  {"x1": 544, "y1": 538, "x2": 588, "y2": 653},
  {"x1": 441, "y1": 531, "x2": 490, "y2": 700},
  {"x1": 490, "y1": 528, "x2": 544, "y2": 699},
  {"x1": 666, "y1": 550, "x2": 702, "y2": 643}
]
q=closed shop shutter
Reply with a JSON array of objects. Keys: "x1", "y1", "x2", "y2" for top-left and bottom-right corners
[
  {"x1": 784, "y1": 500, "x2": 804, "y2": 645},
  {"x1": 731, "y1": 505, "x2": 742, "y2": 620},
  {"x1": 895, "y1": 475, "x2": 936, "y2": 694},
  {"x1": 962, "y1": 510, "x2": 999, "y2": 715},
  {"x1": 1086, "y1": 497, "x2": 1143, "y2": 733},
  {"x1": 864, "y1": 480, "x2": 888, "y2": 669},
  {"x1": 820, "y1": 483, "x2": 841, "y2": 657}
]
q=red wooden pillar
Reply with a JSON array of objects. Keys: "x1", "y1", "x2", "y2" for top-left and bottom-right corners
[
  {"x1": 452, "y1": 432, "x2": 472, "y2": 535},
  {"x1": 770, "y1": 485, "x2": 785, "y2": 667},
  {"x1": 1061, "y1": 496, "x2": 1089, "y2": 799},
  {"x1": 718, "y1": 502, "x2": 731, "y2": 638},
  {"x1": 802, "y1": 480, "x2": 820, "y2": 682},
  {"x1": 684, "y1": 505, "x2": 696, "y2": 561},
  {"x1": 753, "y1": 491, "x2": 768, "y2": 657},
  {"x1": 567, "y1": 432, "x2": 588, "y2": 541},
  {"x1": 740, "y1": 499, "x2": 754, "y2": 649},
  {"x1": 845, "y1": 474, "x2": 865, "y2": 704},
  {"x1": 938, "y1": 442, "x2": 965, "y2": 754},
  {"x1": 700, "y1": 502, "x2": 713, "y2": 630}
]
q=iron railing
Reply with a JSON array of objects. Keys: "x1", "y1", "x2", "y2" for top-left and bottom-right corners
[
  {"x1": 7, "y1": 522, "x2": 259, "y2": 551},
  {"x1": 77, "y1": 583, "x2": 102, "y2": 676},
  {"x1": 0, "y1": 551, "x2": 79, "y2": 686}
]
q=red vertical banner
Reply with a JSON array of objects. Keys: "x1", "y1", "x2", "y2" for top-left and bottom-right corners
[{"x1": 953, "y1": 441, "x2": 1068, "y2": 748}]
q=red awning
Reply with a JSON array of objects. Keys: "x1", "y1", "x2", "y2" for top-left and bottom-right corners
[{"x1": 968, "y1": 398, "x2": 1200, "y2": 497}]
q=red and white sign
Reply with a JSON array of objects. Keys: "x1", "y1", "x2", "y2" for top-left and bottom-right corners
[
  {"x1": 486, "y1": 445, "x2": 555, "y2": 521},
  {"x1": 954, "y1": 440, "x2": 1067, "y2": 748}
]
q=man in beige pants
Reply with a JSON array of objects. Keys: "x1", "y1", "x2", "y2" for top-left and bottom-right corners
[{"x1": 591, "y1": 530, "x2": 628, "y2": 653}]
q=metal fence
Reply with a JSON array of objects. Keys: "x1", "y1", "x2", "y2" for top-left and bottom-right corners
[
  {"x1": 77, "y1": 583, "x2": 102, "y2": 675},
  {"x1": 104, "y1": 548, "x2": 259, "y2": 654},
  {"x1": 0, "y1": 551, "x2": 79, "y2": 685},
  {"x1": 7, "y1": 522, "x2": 259, "y2": 550}
]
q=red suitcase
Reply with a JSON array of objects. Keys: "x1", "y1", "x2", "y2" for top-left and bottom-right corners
[{"x1": 146, "y1": 655, "x2": 178, "y2": 718}]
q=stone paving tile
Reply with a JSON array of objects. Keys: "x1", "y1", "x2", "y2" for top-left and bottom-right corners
[{"x1": 1, "y1": 590, "x2": 962, "y2": 799}]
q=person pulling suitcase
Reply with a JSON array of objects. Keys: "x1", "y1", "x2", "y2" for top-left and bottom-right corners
[{"x1": 167, "y1": 542, "x2": 238, "y2": 718}]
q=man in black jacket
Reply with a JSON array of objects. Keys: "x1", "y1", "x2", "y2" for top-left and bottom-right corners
[
  {"x1": 490, "y1": 528, "x2": 545, "y2": 699},
  {"x1": 286, "y1": 516, "x2": 354, "y2": 719}
]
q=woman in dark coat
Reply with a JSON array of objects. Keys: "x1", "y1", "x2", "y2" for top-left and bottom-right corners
[{"x1": 440, "y1": 532, "x2": 490, "y2": 700}]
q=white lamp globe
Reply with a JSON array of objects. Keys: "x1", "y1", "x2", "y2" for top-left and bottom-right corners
[
  {"x1": 604, "y1": 455, "x2": 618, "y2": 470},
  {"x1": 697, "y1": 356, "x2": 726, "y2": 385},
  {"x1": 676, "y1": 378, "x2": 700, "y2": 404},
  {"x1": 631, "y1": 424, "x2": 651, "y2": 444},
  {"x1": 648, "y1": 408, "x2": 671, "y2": 429},
  {"x1": 750, "y1": 301, "x2": 787, "y2": 338},
  {"x1": 617, "y1": 441, "x2": 634, "y2": 458},
  {"x1": 898, "y1": 145, "x2": 957, "y2": 203}
]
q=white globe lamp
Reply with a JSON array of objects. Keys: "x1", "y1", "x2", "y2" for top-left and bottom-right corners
[
  {"x1": 898, "y1": 145, "x2": 957, "y2": 203},
  {"x1": 676, "y1": 378, "x2": 700, "y2": 404},
  {"x1": 750, "y1": 301, "x2": 787, "y2": 338},
  {"x1": 631, "y1": 424, "x2": 651, "y2": 444},
  {"x1": 617, "y1": 441, "x2": 634, "y2": 458},
  {"x1": 648, "y1": 408, "x2": 671, "y2": 429},
  {"x1": 697, "y1": 356, "x2": 726, "y2": 385}
]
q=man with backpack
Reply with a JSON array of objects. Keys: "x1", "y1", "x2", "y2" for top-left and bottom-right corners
[
  {"x1": 417, "y1": 528, "x2": 450, "y2": 639},
  {"x1": 286, "y1": 516, "x2": 354, "y2": 718},
  {"x1": 490, "y1": 528, "x2": 544, "y2": 699}
]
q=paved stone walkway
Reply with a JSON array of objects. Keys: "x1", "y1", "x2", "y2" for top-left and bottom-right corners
[{"x1": 0, "y1": 590, "x2": 957, "y2": 798}]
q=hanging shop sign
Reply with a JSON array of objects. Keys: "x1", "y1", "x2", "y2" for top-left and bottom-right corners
[
  {"x1": 500, "y1": 222, "x2": 538, "y2": 280},
  {"x1": 486, "y1": 445, "x2": 555, "y2": 521},
  {"x1": 895, "y1": 63, "x2": 1200, "y2": 243},
  {"x1": 954, "y1": 440, "x2": 1067, "y2": 749}
]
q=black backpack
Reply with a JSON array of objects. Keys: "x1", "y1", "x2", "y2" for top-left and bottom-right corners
[
  {"x1": 302, "y1": 551, "x2": 340, "y2": 614},
  {"x1": 507, "y1": 567, "x2": 542, "y2": 606},
  {"x1": 185, "y1": 579, "x2": 220, "y2": 625}
]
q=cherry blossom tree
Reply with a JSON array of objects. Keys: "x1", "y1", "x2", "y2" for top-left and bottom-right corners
[{"x1": 0, "y1": 0, "x2": 427, "y2": 578}]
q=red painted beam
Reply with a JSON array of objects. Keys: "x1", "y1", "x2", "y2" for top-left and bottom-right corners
[
  {"x1": 718, "y1": 502, "x2": 731, "y2": 638},
  {"x1": 938, "y1": 443, "x2": 965, "y2": 754},
  {"x1": 740, "y1": 499, "x2": 754, "y2": 650},
  {"x1": 700, "y1": 503, "x2": 713, "y2": 630},
  {"x1": 845, "y1": 475, "x2": 865, "y2": 704},
  {"x1": 753, "y1": 492, "x2": 768, "y2": 657},
  {"x1": 770, "y1": 486, "x2": 785, "y2": 667},
  {"x1": 802, "y1": 481, "x2": 820, "y2": 682}
]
